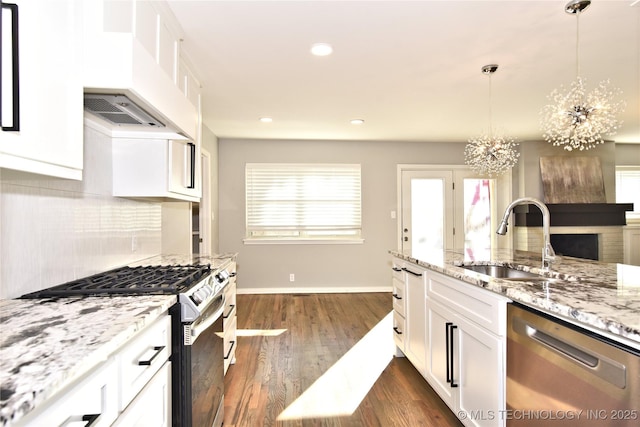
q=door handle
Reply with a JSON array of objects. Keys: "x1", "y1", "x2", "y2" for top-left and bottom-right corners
[{"x1": 1, "y1": 1, "x2": 20, "y2": 131}]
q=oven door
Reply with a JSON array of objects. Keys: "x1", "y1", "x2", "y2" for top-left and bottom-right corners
[{"x1": 175, "y1": 292, "x2": 225, "y2": 427}]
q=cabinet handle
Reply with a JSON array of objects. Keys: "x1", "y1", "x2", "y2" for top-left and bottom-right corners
[
  {"x1": 445, "y1": 322, "x2": 452, "y2": 383},
  {"x1": 223, "y1": 304, "x2": 236, "y2": 319},
  {"x1": 187, "y1": 142, "x2": 196, "y2": 189},
  {"x1": 393, "y1": 326, "x2": 403, "y2": 335},
  {"x1": 392, "y1": 267, "x2": 402, "y2": 272},
  {"x1": 449, "y1": 323, "x2": 458, "y2": 388},
  {"x1": 82, "y1": 414, "x2": 100, "y2": 427},
  {"x1": 138, "y1": 345, "x2": 165, "y2": 366},
  {"x1": 61, "y1": 414, "x2": 100, "y2": 426},
  {"x1": 392, "y1": 293, "x2": 402, "y2": 300},
  {"x1": 401, "y1": 267, "x2": 422, "y2": 277},
  {"x1": 224, "y1": 340, "x2": 236, "y2": 360},
  {"x1": 1, "y1": 2, "x2": 20, "y2": 131}
]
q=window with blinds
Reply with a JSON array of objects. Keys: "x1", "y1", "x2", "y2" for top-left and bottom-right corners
[
  {"x1": 616, "y1": 166, "x2": 640, "y2": 223},
  {"x1": 245, "y1": 163, "x2": 362, "y2": 241}
]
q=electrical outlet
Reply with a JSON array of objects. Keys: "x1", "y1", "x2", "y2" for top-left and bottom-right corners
[
  {"x1": 289, "y1": 274, "x2": 295, "y2": 282},
  {"x1": 131, "y1": 235, "x2": 138, "y2": 252}
]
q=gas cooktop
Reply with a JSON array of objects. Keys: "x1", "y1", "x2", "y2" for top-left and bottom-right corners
[{"x1": 21, "y1": 264, "x2": 211, "y2": 298}]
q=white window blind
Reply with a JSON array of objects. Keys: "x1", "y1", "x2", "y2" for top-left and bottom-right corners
[
  {"x1": 246, "y1": 163, "x2": 362, "y2": 240},
  {"x1": 616, "y1": 167, "x2": 640, "y2": 221}
]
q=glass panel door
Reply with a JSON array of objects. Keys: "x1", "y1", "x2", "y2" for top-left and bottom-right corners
[
  {"x1": 400, "y1": 168, "x2": 498, "y2": 260},
  {"x1": 401, "y1": 170, "x2": 453, "y2": 259}
]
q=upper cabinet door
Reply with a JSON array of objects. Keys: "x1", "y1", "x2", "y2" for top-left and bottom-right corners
[{"x1": 0, "y1": 0, "x2": 83, "y2": 180}]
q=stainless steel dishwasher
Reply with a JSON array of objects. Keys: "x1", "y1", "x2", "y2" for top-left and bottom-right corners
[{"x1": 507, "y1": 303, "x2": 640, "y2": 426}]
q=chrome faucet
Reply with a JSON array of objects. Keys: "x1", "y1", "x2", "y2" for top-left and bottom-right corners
[{"x1": 496, "y1": 197, "x2": 556, "y2": 271}]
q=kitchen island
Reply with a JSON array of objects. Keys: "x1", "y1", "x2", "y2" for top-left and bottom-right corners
[{"x1": 390, "y1": 249, "x2": 640, "y2": 349}]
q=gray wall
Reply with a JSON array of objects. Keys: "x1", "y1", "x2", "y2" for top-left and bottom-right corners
[
  {"x1": 218, "y1": 138, "x2": 467, "y2": 292},
  {"x1": 219, "y1": 139, "x2": 639, "y2": 293}
]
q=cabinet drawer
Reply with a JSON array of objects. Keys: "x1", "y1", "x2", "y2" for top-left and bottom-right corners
[
  {"x1": 118, "y1": 315, "x2": 172, "y2": 411},
  {"x1": 427, "y1": 270, "x2": 509, "y2": 336},
  {"x1": 113, "y1": 361, "x2": 172, "y2": 427},
  {"x1": 223, "y1": 282, "x2": 237, "y2": 329},
  {"x1": 15, "y1": 358, "x2": 118, "y2": 427},
  {"x1": 391, "y1": 263, "x2": 404, "y2": 282},
  {"x1": 392, "y1": 277, "x2": 406, "y2": 316},
  {"x1": 393, "y1": 311, "x2": 405, "y2": 348},
  {"x1": 224, "y1": 315, "x2": 237, "y2": 374}
]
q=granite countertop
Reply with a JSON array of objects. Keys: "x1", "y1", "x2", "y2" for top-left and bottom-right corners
[
  {"x1": 0, "y1": 252, "x2": 237, "y2": 426},
  {"x1": 390, "y1": 249, "x2": 640, "y2": 349},
  {"x1": 129, "y1": 253, "x2": 237, "y2": 269},
  {"x1": 0, "y1": 295, "x2": 176, "y2": 426}
]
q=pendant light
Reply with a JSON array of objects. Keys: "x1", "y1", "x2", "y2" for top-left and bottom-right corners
[
  {"x1": 464, "y1": 64, "x2": 519, "y2": 177},
  {"x1": 540, "y1": 0, "x2": 625, "y2": 151}
]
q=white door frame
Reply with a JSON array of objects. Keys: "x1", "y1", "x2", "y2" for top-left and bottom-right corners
[{"x1": 396, "y1": 164, "x2": 513, "y2": 253}]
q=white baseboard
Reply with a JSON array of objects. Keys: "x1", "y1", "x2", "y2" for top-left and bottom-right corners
[{"x1": 236, "y1": 286, "x2": 392, "y2": 295}]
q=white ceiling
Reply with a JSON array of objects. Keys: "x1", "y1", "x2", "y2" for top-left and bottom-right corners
[{"x1": 167, "y1": 0, "x2": 640, "y2": 144}]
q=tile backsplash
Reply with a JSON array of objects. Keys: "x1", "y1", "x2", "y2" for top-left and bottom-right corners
[{"x1": 0, "y1": 125, "x2": 162, "y2": 299}]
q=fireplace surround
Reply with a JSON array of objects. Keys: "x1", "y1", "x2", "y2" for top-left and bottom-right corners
[{"x1": 513, "y1": 203, "x2": 632, "y2": 263}]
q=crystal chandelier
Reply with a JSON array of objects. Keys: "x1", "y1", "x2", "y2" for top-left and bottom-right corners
[
  {"x1": 540, "y1": 0, "x2": 625, "y2": 151},
  {"x1": 465, "y1": 64, "x2": 519, "y2": 177}
]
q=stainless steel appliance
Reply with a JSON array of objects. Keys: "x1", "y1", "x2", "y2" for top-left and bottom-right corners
[
  {"x1": 21, "y1": 261, "x2": 232, "y2": 427},
  {"x1": 507, "y1": 303, "x2": 640, "y2": 426}
]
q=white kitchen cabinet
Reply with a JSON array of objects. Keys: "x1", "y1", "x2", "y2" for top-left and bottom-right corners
[
  {"x1": 425, "y1": 270, "x2": 508, "y2": 427},
  {"x1": 403, "y1": 264, "x2": 428, "y2": 376},
  {"x1": 112, "y1": 137, "x2": 201, "y2": 202},
  {"x1": 223, "y1": 264, "x2": 238, "y2": 374},
  {"x1": 391, "y1": 258, "x2": 406, "y2": 351},
  {"x1": 113, "y1": 362, "x2": 172, "y2": 427},
  {"x1": 14, "y1": 358, "x2": 119, "y2": 427},
  {"x1": 116, "y1": 315, "x2": 172, "y2": 412},
  {"x1": 0, "y1": 0, "x2": 83, "y2": 180},
  {"x1": 82, "y1": 0, "x2": 200, "y2": 140},
  {"x1": 14, "y1": 312, "x2": 172, "y2": 427}
]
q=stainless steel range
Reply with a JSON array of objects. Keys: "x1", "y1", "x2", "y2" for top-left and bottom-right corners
[{"x1": 21, "y1": 261, "x2": 232, "y2": 427}]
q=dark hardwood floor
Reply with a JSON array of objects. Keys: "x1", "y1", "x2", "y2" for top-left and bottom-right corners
[{"x1": 223, "y1": 293, "x2": 463, "y2": 427}]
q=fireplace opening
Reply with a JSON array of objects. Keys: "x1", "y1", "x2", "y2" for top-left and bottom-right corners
[{"x1": 550, "y1": 234, "x2": 599, "y2": 261}]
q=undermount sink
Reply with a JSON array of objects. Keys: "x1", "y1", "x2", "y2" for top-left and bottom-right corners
[{"x1": 461, "y1": 264, "x2": 560, "y2": 283}]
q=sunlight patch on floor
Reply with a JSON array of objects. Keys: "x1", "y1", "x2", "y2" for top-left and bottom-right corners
[
  {"x1": 236, "y1": 328, "x2": 288, "y2": 337},
  {"x1": 277, "y1": 311, "x2": 394, "y2": 420}
]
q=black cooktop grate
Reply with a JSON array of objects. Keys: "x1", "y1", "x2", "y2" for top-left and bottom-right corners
[{"x1": 21, "y1": 264, "x2": 211, "y2": 298}]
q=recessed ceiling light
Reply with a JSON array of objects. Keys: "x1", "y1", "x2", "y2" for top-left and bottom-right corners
[
  {"x1": 350, "y1": 119, "x2": 365, "y2": 125},
  {"x1": 260, "y1": 117, "x2": 273, "y2": 123},
  {"x1": 310, "y1": 43, "x2": 333, "y2": 56}
]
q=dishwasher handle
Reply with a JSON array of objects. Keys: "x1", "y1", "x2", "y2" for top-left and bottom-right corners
[{"x1": 512, "y1": 315, "x2": 627, "y2": 389}]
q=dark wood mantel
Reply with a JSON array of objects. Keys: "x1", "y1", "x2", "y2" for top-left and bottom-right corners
[{"x1": 513, "y1": 203, "x2": 633, "y2": 227}]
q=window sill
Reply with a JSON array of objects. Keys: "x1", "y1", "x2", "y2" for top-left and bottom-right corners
[{"x1": 243, "y1": 238, "x2": 365, "y2": 245}]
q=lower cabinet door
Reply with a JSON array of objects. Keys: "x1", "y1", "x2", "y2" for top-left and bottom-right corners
[
  {"x1": 427, "y1": 298, "x2": 505, "y2": 427},
  {"x1": 456, "y1": 315, "x2": 505, "y2": 427},
  {"x1": 425, "y1": 298, "x2": 456, "y2": 408},
  {"x1": 113, "y1": 361, "x2": 172, "y2": 427}
]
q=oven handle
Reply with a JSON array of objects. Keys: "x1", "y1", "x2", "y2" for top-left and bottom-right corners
[{"x1": 190, "y1": 295, "x2": 224, "y2": 344}]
